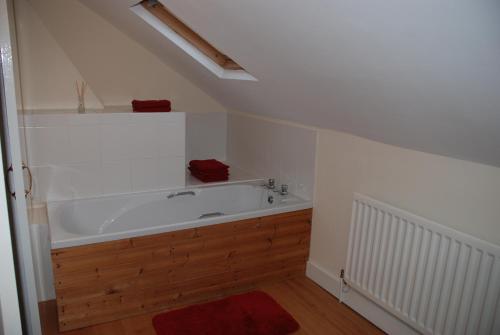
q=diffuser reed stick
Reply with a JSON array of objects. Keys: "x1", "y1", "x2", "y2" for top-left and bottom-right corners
[{"x1": 76, "y1": 80, "x2": 87, "y2": 114}]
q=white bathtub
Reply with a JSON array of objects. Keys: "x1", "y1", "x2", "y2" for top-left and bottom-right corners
[{"x1": 48, "y1": 182, "x2": 313, "y2": 249}]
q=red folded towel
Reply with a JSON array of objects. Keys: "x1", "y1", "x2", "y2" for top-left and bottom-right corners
[
  {"x1": 188, "y1": 167, "x2": 229, "y2": 178},
  {"x1": 188, "y1": 159, "x2": 229, "y2": 183},
  {"x1": 191, "y1": 173, "x2": 229, "y2": 183},
  {"x1": 189, "y1": 159, "x2": 229, "y2": 172},
  {"x1": 132, "y1": 100, "x2": 171, "y2": 113},
  {"x1": 133, "y1": 107, "x2": 171, "y2": 113}
]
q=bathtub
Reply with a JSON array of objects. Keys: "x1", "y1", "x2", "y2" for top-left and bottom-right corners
[
  {"x1": 48, "y1": 182, "x2": 313, "y2": 249},
  {"x1": 49, "y1": 181, "x2": 313, "y2": 330}
]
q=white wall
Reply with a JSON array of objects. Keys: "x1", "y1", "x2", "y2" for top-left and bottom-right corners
[
  {"x1": 14, "y1": 0, "x2": 103, "y2": 110},
  {"x1": 84, "y1": 0, "x2": 500, "y2": 168},
  {"x1": 310, "y1": 128, "x2": 500, "y2": 281},
  {"x1": 22, "y1": 111, "x2": 186, "y2": 203},
  {"x1": 14, "y1": 0, "x2": 225, "y2": 113},
  {"x1": 186, "y1": 112, "x2": 227, "y2": 163},
  {"x1": 227, "y1": 112, "x2": 317, "y2": 200},
  {"x1": 226, "y1": 113, "x2": 500, "y2": 276}
]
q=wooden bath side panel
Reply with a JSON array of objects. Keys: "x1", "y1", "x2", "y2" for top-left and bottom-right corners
[{"x1": 51, "y1": 209, "x2": 312, "y2": 331}]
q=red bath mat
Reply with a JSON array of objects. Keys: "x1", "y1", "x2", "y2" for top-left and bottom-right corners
[{"x1": 152, "y1": 291, "x2": 300, "y2": 335}]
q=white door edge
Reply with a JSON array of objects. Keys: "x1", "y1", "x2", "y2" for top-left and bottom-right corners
[{"x1": 0, "y1": 0, "x2": 42, "y2": 334}]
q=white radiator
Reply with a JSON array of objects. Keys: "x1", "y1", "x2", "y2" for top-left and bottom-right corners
[{"x1": 345, "y1": 193, "x2": 500, "y2": 335}]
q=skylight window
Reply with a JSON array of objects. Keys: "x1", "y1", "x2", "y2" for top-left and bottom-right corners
[{"x1": 131, "y1": 1, "x2": 257, "y2": 81}]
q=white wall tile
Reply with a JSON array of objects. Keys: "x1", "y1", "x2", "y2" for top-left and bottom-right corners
[
  {"x1": 158, "y1": 157, "x2": 186, "y2": 188},
  {"x1": 227, "y1": 113, "x2": 317, "y2": 200},
  {"x1": 100, "y1": 160, "x2": 132, "y2": 195},
  {"x1": 67, "y1": 163, "x2": 102, "y2": 198},
  {"x1": 69, "y1": 125, "x2": 101, "y2": 163},
  {"x1": 66, "y1": 114, "x2": 102, "y2": 126},
  {"x1": 130, "y1": 156, "x2": 187, "y2": 192},
  {"x1": 31, "y1": 165, "x2": 72, "y2": 201},
  {"x1": 128, "y1": 122, "x2": 158, "y2": 159},
  {"x1": 18, "y1": 126, "x2": 29, "y2": 164},
  {"x1": 186, "y1": 112, "x2": 226, "y2": 162},
  {"x1": 25, "y1": 127, "x2": 72, "y2": 166},
  {"x1": 101, "y1": 124, "x2": 134, "y2": 161},
  {"x1": 23, "y1": 112, "x2": 186, "y2": 202},
  {"x1": 156, "y1": 122, "x2": 186, "y2": 158},
  {"x1": 24, "y1": 114, "x2": 70, "y2": 127},
  {"x1": 130, "y1": 158, "x2": 159, "y2": 191}
]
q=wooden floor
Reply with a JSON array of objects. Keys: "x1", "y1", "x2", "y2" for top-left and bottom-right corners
[{"x1": 40, "y1": 276, "x2": 384, "y2": 335}]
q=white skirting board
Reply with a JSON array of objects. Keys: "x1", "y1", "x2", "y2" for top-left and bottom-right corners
[{"x1": 306, "y1": 261, "x2": 419, "y2": 335}]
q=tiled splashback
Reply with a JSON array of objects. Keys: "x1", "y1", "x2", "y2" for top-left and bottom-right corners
[
  {"x1": 227, "y1": 113, "x2": 317, "y2": 200},
  {"x1": 186, "y1": 112, "x2": 227, "y2": 162},
  {"x1": 22, "y1": 112, "x2": 186, "y2": 203},
  {"x1": 21, "y1": 111, "x2": 316, "y2": 203}
]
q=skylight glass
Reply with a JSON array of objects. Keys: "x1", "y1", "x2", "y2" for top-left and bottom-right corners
[{"x1": 131, "y1": 1, "x2": 257, "y2": 81}]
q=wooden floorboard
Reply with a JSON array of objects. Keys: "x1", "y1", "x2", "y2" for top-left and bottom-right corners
[{"x1": 40, "y1": 276, "x2": 384, "y2": 335}]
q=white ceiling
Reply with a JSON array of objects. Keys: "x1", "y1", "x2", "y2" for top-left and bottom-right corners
[{"x1": 81, "y1": 0, "x2": 500, "y2": 167}]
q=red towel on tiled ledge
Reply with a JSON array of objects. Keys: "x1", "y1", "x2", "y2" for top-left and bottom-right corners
[
  {"x1": 189, "y1": 159, "x2": 229, "y2": 182},
  {"x1": 132, "y1": 99, "x2": 171, "y2": 113},
  {"x1": 189, "y1": 168, "x2": 229, "y2": 182},
  {"x1": 189, "y1": 159, "x2": 229, "y2": 171}
]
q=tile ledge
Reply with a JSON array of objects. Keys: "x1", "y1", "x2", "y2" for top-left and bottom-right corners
[
  {"x1": 22, "y1": 106, "x2": 185, "y2": 115},
  {"x1": 186, "y1": 164, "x2": 264, "y2": 188}
]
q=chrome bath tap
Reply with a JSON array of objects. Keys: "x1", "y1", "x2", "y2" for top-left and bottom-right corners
[
  {"x1": 280, "y1": 184, "x2": 288, "y2": 196},
  {"x1": 263, "y1": 178, "x2": 276, "y2": 190}
]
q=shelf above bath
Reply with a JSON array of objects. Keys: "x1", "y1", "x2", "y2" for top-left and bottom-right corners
[{"x1": 185, "y1": 165, "x2": 263, "y2": 188}]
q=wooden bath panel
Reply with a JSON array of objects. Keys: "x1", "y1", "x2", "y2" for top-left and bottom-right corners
[{"x1": 51, "y1": 209, "x2": 312, "y2": 331}]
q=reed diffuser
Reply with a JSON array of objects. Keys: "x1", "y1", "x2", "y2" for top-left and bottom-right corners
[{"x1": 75, "y1": 80, "x2": 87, "y2": 114}]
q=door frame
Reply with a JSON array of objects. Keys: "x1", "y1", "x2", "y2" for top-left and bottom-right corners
[
  {"x1": 0, "y1": 0, "x2": 42, "y2": 334},
  {"x1": 0, "y1": 127, "x2": 22, "y2": 335}
]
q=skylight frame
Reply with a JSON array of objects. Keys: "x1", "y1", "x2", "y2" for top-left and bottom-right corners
[{"x1": 131, "y1": 1, "x2": 257, "y2": 81}]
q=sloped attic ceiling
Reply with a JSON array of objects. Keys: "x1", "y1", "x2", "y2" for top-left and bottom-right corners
[{"x1": 84, "y1": 1, "x2": 499, "y2": 166}]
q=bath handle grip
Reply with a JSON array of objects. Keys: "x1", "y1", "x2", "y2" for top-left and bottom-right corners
[
  {"x1": 198, "y1": 212, "x2": 225, "y2": 219},
  {"x1": 167, "y1": 191, "x2": 196, "y2": 199}
]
